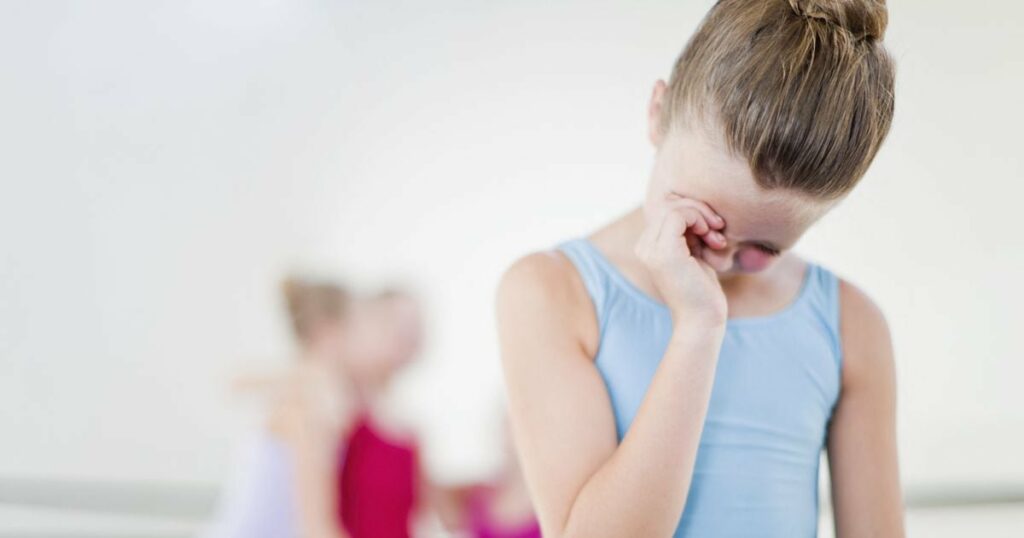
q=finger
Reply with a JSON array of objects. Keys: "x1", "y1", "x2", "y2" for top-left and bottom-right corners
[
  {"x1": 665, "y1": 193, "x2": 726, "y2": 230},
  {"x1": 655, "y1": 207, "x2": 700, "y2": 257},
  {"x1": 663, "y1": 198, "x2": 727, "y2": 248},
  {"x1": 702, "y1": 228, "x2": 728, "y2": 249},
  {"x1": 657, "y1": 205, "x2": 707, "y2": 242},
  {"x1": 665, "y1": 194, "x2": 725, "y2": 229},
  {"x1": 655, "y1": 206, "x2": 693, "y2": 243}
]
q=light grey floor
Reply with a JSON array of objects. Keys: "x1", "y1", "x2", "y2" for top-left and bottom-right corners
[
  {"x1": 0, "y1": 504, "x2": 203, "y2": 538},
  {"x1": 5, "y1": 503, "x2": 1024, "y2": 538},
  {"x1": 819, "y1": 503, "x2": 1024, "y2": 538},
  {"x1": 3, "y1": 478, "x2": 1023, "y2": 537}
]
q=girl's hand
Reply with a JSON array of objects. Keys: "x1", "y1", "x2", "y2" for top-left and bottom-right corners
[
  {"x1": 268, "y1": 365, "x2": 353, "y2": 443},
  {"x1": 635, "y1": 194, "x2": 728, "y2": 327}
]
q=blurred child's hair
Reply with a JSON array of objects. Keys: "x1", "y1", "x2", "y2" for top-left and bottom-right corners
[
  {"x1": 373, "y1": 287, "x2": 411, "y2": 302},
  {"x1": 662, "y1": 0, "x2": 895, "y2": 199},
  {"x1": 281, "y1": 276, "x2": 351, "y2": 342}
]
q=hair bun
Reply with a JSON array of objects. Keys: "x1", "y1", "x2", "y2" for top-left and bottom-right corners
[{"x1": 786, "y1": 0, "x2": 888, "y2": 41}]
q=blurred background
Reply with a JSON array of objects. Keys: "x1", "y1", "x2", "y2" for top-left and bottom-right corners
[{"x1": 1, "y1": 0, "x2": 1021, "y2": 536}]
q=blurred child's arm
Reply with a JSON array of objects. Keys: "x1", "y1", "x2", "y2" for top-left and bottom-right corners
[
  {"x1": 420, "y1": 477, "x2": 473, "y2": 531},
  {"x1": 414, "y1": 460, "x2": 474, "y2": 533},
  {"x1": 271, "y1": 379, "x2": 351, "y2": 538},
  {"x1": 827, "y1": 280, "x2": 906, "y2": 537}
]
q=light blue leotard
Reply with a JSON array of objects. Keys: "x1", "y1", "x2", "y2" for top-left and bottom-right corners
[{"x1": 557, "y1": 237, "x2": 842, "y2": 538}]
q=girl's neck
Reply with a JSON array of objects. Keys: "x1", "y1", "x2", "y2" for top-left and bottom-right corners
[{"x1": 298, "y1": 351, "x2": 385, "y2": 409}]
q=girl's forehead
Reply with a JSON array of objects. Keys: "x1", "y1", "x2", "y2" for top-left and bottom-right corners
[
  {"x1": 714, "y1": 186, "x2": 824, "y2": 227},
  {"x1": 712, "y1": 185, "x2": 830, "y2": 248},
  {"x1": 670, "y1": 163, "x2": 828, "y2": 242}
]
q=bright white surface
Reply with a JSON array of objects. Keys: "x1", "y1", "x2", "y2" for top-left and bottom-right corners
[{"x1": 1, "y1": 0, "x2": 1021, "y2": 492}]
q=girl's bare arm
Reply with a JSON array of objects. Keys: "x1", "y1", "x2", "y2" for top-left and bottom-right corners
[
  {"x1": 497, "y1": 250, "x2": 724, "y2": 538},
  {"x1": 828, "y1": 280, "x2": 905, "y2": 537}
]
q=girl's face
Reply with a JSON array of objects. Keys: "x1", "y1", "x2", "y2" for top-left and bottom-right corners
[
  {"x1": 345, "y1": 295, "x2": 423, "y2": 386},
  {"x1": 645, "y1": 83, "x2": 835, "y2": 275}
]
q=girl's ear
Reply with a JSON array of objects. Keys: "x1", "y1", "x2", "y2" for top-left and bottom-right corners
[{"x1": 647, "y1": 80, "x2": 668, "y2": 147}]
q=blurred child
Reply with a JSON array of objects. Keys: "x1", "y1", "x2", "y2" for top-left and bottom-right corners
[{"x1": 205, "y1": 277, "x2": 425, "y2": 538}]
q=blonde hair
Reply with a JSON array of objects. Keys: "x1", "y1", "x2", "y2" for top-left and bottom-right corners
[
  {"x1": 281, "y1": 276, "x2": 350, "y2": 343},
  {"x1": 662, "y1": 0, "x2": 895, "y2": 199}
]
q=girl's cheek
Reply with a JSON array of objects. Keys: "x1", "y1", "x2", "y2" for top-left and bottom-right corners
[{"x1": 736, "y1": 248, "x2": 774, "y2": 273}]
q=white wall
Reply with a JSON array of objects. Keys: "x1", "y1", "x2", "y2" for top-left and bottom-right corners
[{"x1": 1, "y1": 0, "x2": 1021, "y2": 494}]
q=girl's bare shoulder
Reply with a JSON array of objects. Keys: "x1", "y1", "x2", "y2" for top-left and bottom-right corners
[
  {"x1": 837, "y1": 278, "x2": 895, "y2": 385},
  {"x1": 496, "y1": 245, "x2": 599, "y2": 357}
]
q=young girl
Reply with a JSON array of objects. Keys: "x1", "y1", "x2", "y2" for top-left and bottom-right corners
[{"x1": 497, "y1": 1, "x2": 904, "y2": 537}]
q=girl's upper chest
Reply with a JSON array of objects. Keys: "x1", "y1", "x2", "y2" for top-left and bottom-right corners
[{"x1": 609, "y1": 251, "x2": 809, "y2": 320}]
